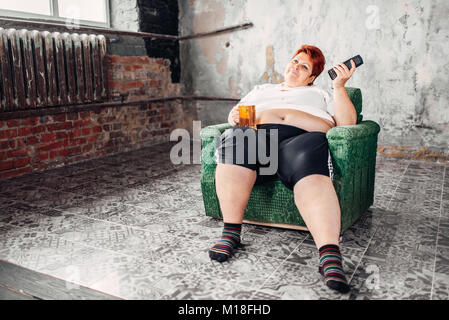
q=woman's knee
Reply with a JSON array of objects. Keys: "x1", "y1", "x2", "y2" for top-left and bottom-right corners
[{"x1": 215, "y1": 164, "x2": 257, "y2": 199}]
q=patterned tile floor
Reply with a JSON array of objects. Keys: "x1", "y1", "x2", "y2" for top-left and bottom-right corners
[{"x1": 0, "y1": 141, "x2": 448, "y2": 300}]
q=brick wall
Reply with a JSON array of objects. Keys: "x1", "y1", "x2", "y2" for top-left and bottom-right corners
[
  {"x1": 107, "y1": 55, "x2": 180, "y2": 100},
  {"x1": 0, "y1": 55, "x2": 184, "y2": 181}
]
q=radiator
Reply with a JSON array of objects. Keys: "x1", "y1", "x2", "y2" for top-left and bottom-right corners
[{"x1": 0, "y1": 28, "x2": 108, "y2": 111}]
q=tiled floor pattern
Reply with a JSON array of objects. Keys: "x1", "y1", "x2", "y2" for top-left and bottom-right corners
[{"x1": 0, "y1": 142, "x2": 448, "y2": 300}]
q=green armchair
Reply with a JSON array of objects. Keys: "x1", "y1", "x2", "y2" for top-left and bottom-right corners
[{"x1": 200, "y1": 87, "x2": 381, "y2": 233}]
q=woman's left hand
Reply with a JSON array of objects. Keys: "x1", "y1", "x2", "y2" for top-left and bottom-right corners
[{"x1": 332, "y1": 59, "x2": 356, "y2": 88}]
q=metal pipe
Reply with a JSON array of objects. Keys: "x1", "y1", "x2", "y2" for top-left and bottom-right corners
[
  {"x1": 0, "y1": 16, "x2": 253, "y2": 41},
  {"x1": 0, "y1": 96, "x2": 240, "y2": 120},
  {"x1": 177, "y1": 23, "x2": 253, "y2": 41}
]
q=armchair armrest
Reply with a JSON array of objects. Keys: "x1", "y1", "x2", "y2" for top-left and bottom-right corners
[
  {"x1": 200, "y1": 123, "x2": 232, "y2": 177},
  {"x1": 326, "y1": 120, "x2": 380, "y2": 141},
  {"x1": 326, "y1": 120, "x2": 381, "y2": 173},
  {"x1": 325, "y1": 120, "x2": 381, "y2": 195},
  {"x1": 200, "y1": 123, "x2": 231, "y2": 140}
]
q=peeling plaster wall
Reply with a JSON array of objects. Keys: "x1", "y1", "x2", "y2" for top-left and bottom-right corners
[{"x1": 179, "y1": 0, "x2": 449, "y2": 157}]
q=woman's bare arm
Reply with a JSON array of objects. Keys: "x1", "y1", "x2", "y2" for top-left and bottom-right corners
[
  {"x1": 332, "y1": 87, "x2": 357, "y2": 126},
  {"x1": 331, "y1": 60, "x2": 358, "y2": 126}
]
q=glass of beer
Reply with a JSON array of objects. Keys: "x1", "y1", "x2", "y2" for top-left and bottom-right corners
[{"x1": 238, "y1": 105, "x2": 256, "y2": 129}]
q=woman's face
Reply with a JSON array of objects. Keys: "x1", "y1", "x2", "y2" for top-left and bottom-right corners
[{"x1": 284, "y1": 52, "x2": 316, "y2": 87}]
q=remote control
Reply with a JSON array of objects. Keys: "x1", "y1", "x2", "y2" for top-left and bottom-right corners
[{"x1": 328, "y1": 55, "x2": 363, "y2": 80}]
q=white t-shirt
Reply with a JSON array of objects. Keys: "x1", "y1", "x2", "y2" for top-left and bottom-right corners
[{"x1": 235, "y1": 83, "x2": 335, "y2": 124}]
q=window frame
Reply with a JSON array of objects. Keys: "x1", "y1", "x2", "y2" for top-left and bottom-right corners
[{"x1": 0, "y1": 0, "x2": 110, "y2": 28}]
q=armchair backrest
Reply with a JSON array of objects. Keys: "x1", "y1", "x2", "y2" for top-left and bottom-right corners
[{"x1": 345, "y1": 87, "x2": 363, "y2": 123}]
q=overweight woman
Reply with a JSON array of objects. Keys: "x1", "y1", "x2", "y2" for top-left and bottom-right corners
[{"x1": 209, "y1": 45, "x2": 358, "y2": 294}]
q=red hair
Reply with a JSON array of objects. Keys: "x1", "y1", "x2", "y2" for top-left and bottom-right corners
[{"x1": 291, "y1": 45, "x2": 325, "y2": 85}]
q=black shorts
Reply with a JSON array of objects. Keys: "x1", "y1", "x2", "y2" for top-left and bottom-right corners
[{"x1": 214, "y1": 123, "x2": 334, "y2": 190}]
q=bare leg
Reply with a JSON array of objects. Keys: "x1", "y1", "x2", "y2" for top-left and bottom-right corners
[
  {"x1": 293, "y1": 174, "x2": 341, "y2": 249},
  {"x1": 209, "y1": 163, "x2": 257, "y2": 262},
  {"x1": 293, "y1": 174, "x2": 350, "y2": 293},
  {"x1": 215, "y1": 163, "x2": 257, "y2": 223}
]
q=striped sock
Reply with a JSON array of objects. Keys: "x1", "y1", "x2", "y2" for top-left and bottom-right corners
[
  {"x1": 318, "y1": 244, "x2": 350, "y2": 293},
  {"x1": 209, "y1": 222, "x2": 242, "y2": 262}
]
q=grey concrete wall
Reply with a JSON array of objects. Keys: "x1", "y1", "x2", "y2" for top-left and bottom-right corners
[{"x1": 179, "y1": 0, "x2": 449, "y2": 157}]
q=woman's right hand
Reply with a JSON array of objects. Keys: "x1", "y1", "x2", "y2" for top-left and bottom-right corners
[{"x1": 228, "y1": 105, "x2": 239, "y2": 126}]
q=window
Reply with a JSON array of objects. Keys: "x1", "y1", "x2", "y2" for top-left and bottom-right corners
[{"x1": 0, "y1": 0, "x2": 110, "y2": 28}]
